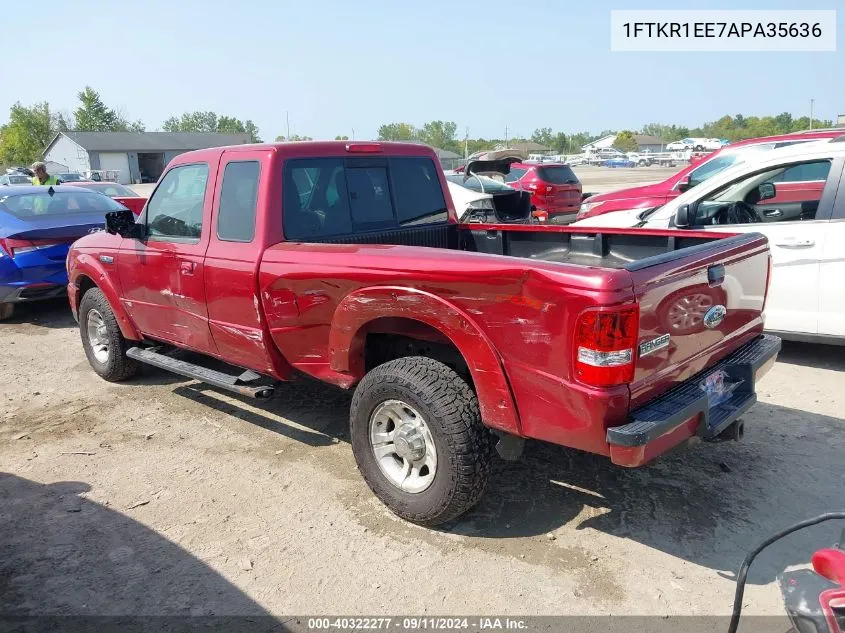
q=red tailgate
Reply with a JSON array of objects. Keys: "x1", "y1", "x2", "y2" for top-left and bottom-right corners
[{"x1": 626, "y1": 233, "x2": 771, "y2": 408}]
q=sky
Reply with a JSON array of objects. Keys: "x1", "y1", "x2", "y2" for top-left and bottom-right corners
[{"x1": 1, "y1": 0, "x2": 842, "y2": 141}]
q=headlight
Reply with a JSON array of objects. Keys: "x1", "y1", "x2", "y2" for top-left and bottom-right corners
[{"x1": 579, "y1": 200, "x2": 603, "y2": 214}]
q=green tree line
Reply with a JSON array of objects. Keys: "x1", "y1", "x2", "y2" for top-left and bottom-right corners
[{"x1": 0, "y1": 88, "x2": 263, "y2": 167}]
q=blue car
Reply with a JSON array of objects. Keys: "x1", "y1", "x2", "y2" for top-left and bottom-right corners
[
  {"x1": 0, "y1": 186, "x2": 126, "y2": 320},
  {"x1": 603, "y1": 157, "x2": 636, "y2": 168}
]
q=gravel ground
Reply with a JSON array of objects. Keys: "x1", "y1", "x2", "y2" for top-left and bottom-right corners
[{"x1": 1, "y1": 298, "x2": 843, "y2": 620}]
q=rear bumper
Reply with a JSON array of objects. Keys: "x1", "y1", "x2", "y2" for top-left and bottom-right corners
[
  {"x1": 0, "y1": 282, "x2": 67, "y2": 304},
  {"x1": 607, "y1": 334, "x2": 781, "y2": 467}
]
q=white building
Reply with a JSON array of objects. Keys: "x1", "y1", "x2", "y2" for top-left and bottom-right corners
[{"x1": 43, "y1": 131, "x2": 251, "y2": 184}]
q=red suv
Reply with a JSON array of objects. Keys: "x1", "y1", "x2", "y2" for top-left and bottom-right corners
[
  {"x1": 576, "y1": 130, "x2": 844, "y2": 222},
  {"x1": 504, "y1": 162, "x2": 582, "y2": 223}
]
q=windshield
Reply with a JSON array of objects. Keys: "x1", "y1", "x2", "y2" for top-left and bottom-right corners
[
  {"x1": 0, "y1": 191, "x2": 126, "y2": 218},
  {"x1": 6, "y1": 175, "x2": 30, "y2": 185},
  {"x1": 446, "y1": 174, "x2": 514, "y2": 193},
  {"x1": 687, "y1": 145, "x2": 775, "y2": 186}
]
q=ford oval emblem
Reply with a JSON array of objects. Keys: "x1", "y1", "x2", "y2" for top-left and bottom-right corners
[{"x1": 703, "y1": 305, "x2": 727, "y2": 329}]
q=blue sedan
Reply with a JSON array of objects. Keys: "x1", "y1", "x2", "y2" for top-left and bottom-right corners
[
  {"x1": 0, "y1": 186, "x2": 126, "y2": 320},
  {"x1": 603, "y1": 157, "x2": 636, "y2": 168}
]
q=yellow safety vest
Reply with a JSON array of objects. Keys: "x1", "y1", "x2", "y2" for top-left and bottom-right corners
[{"x1": 31, "y1": 175, "x2": 60, "y2": 186}]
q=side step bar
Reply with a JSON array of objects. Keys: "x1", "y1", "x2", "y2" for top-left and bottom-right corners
[{"x1": 126, "y1": 347, "x2": 275, "y2": 399}]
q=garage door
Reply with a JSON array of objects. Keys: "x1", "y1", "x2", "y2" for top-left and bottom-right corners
[{"x1": 98, "y1": 152, "x2": 131, "y2": 184}]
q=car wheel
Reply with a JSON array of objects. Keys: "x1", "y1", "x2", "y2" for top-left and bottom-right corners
[
  {"x1": 694, "y1": 145, "x2": 704, "y2": 151},
  {"x1": 79, "y1": 287, "x2": 140, "y2": 382},
  {"x1": 349, "y1": 356, "x2": 493, "y2": 526},
  {"x1": 0, "y1": 303, "x2": 13, "y2": 321}
]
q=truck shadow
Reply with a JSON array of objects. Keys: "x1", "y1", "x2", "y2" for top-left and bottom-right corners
[
  {"x1": 775, "y1": 340, "x2": 845, "y2": 371},
  {"x1": 172, "y1": 380, "x2": 350, "y2": 448},
  {"x1": 456, "y1": 401, "x2": 844, "y2": 585},
  {"x1": 0, "y1": 472, "x2": 289, "y2": 627},
  {"x1": 0, "y1": 298, "x2": 76, "y2": 330}
]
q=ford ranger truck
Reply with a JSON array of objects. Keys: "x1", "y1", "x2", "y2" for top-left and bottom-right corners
[{"x1": 66, "y1": 141, "x2": 780, "y2": 526}]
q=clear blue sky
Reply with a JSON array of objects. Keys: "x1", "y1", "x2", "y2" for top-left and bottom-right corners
[{"x1": 1, "y1": 0, "x2": 841, "y2": 140}]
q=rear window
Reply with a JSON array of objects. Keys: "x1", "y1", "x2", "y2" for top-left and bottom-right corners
[
  {"x1": 0, "y1": 191, "x2": 125, "y2": 218},
  {"x1": 537, "y1": 165, "x2": 578, "y2": 185},
  {"x1": 283, "y1": 156, "x2": 447, "y2": 240},
  {"x1": 7, "y1": 175, "x2": 30, "y2": 185}
]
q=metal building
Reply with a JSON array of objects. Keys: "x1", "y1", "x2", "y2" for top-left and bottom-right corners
[{"x1": 42, "y1": 132, "x2": 251, "y2": 184}]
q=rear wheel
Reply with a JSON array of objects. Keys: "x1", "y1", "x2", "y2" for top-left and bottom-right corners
[
  {"x1": 0, "y1": 303, "x2": 13, "y2": 321},
  {"x1": 79, "y1": 288, "x2": 140, "y2": 382},
  {"x1": 350, "y1": 357, "x2": 493, "y2": 526}
]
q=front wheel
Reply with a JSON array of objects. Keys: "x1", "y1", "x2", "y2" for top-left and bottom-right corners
[
  {"x1": 79, "y1": 287, "x2": 140, "y2": 382},
  {"x1": 350, "y1": 357, "x2": 493, "y2": 526}
]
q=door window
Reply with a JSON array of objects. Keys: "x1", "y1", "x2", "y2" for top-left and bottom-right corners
[
  {"x1": 146, "y1": 163, "x2": 209, "y2": 240},
  {"x1": 693, "y1": 160, "x2": 832, "y2": 226},
  {"x1": 504, "y1": 168, "x2": 527, "y2": 183}
]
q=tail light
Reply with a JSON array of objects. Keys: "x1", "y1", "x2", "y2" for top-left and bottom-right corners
[
  {"x1": 0, "y1": 238, "x2": 60, "y2": 258},
  {"x1": 574, "y1": 306, "x2": 639, "y2": 386},
  {"x1": 532, "y1": 210, "x2": 549, "y2": 223}
]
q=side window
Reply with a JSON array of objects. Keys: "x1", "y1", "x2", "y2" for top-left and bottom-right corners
[
  {"x1": 390, "y1": 157, "x2": 448, "y2": 226},
  {"x1": 504, "y1": 167, "x2": 527, "y2": 183},
  {"x1": 146, "y1": 163, "x2": 209, "y2": 240},
  {"x1": 217, "y1": 161, "x2": 260, "y2": 242},
  {"x1": 694, "y1": 160, "x2": 833, "y2": 226},
  {"x1": 283, "y1": 158, "x2": 353, "y2": 240},
  {"x1": 779, "y1": 161, "x2": 831, "y2": 182}
]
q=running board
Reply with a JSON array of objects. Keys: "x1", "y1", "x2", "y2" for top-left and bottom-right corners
[{"x1": 126, "y1": 347, "x2": 275, "y2": 399}]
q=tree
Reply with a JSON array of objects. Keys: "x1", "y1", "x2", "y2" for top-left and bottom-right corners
[
  {"x1": 334, "y1": 135, "x2": 349, "y2": 140},
  {"x1": 0, "y1": 101, "x2": 55, "y2": 166},
  {"x1": 531, "y1": 127, "x2": 554, "y2": 149},
  {"x1": 164, "y1": 111, "x2": 260, "y2": 142},
  {"x1": 418, "y1": 120, "x2": 458, "y2": 153},
  {"x1": 551, "y1": 132, "x2": 568, "y2": 153},
  {"x1": 377, "y1": 122, "x2": 417, "y2": 141},
  {"x1": 275, "y1": 134, "x2": 312, "y2": 142},
  {"x1": 74, "y1": 86, "x2": 134, "y2": 132},
  {"x1": 612, "y1": 130, "x2": 638, "y2": 152}
]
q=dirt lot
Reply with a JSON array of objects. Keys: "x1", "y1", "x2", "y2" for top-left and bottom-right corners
[
  {"x1": 1, "y1": 298, "x2": 843, "y2": 619},
  {"x1": 573, "y1": 165, "x2": 679, "y2": 194}
]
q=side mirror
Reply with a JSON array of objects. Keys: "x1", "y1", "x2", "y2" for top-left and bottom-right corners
[
  {"x1": 757, "y1": 182, "x2": 776, "y2": 202},
  {"x1": 674, "y1": 204, "x2": 691, "y2": 228},
  {"x1": 676, "y1": 179, "x2": 693, "y2": 193},
  {"x1": 105, "y1": 209, "x2": 144, "y2": 239}
]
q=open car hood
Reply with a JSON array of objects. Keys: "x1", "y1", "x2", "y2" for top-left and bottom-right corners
[{"x1": 464, "y1": 157, "x2": 522, "y2": 181}]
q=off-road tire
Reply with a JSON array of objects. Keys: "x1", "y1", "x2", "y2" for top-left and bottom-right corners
[
  {"x1": 79, "y1": 287, "x2": 140, "y2": 382},
  {"x1": 0, "y1": 303, "x2": 13, "y2": 321},
  {"x1": 350, "y1": 356, "x2": 493, "y2": 526}
]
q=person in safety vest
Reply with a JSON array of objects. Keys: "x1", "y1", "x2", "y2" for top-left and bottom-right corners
[{"x1": 30, "y1": 162, "x2": 61, "y2": 186}]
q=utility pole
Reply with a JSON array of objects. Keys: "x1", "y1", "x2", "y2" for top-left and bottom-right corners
[
  {"x1": 286, "y1": 111, "x2": 290, "y2": 139},
  {"x1": 352, "y1": 127, "x2": 355, "y2": 140},
  {"x1": 464, "y1": 126, "x2": 469, "y2": 159},
  {"x1": 505, "y1": 126, "x2": 508, "y2": 146},
  {"x1": 809, "y1": 99, "x2": 815, "y2": 130}
]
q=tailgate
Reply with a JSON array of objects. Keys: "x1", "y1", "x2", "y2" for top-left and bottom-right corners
[{"x1": 628, "y1": 232, "x2": 771, "y2": 408}]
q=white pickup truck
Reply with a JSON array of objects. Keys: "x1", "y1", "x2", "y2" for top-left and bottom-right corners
[
  {"x1": 666, "y1": 138, "x2": 724, "y2": 152},
  {"x1": 573, "y1": 139, "x2": 845, "y2": 344}
]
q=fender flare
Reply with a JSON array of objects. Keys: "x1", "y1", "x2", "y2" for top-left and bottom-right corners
[
  {"x1": 72, "y1": 253, "x2": 141, "y2": 341},
  {"x1": 328, "y1": 286, "x2": 521, "y2": 435}
]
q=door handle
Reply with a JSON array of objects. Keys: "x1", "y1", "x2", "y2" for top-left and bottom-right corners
[
  {"x1": 775, "y1": 237, "x2": 815, "y2": 248},
  {"x1": 179, "y1": 260, "x2": 196, "y2": 275},
  {"x1": 764, "y1": 209, "x2": 782, "y2": 217}
]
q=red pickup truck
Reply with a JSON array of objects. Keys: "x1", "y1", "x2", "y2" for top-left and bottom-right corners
[{"x1": 66, "y1": 141, "x2": 780, "y2": 526}]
